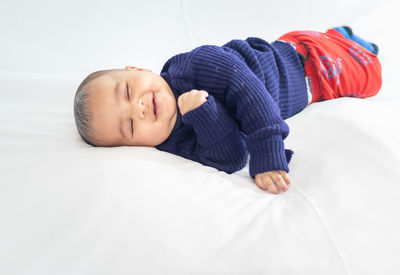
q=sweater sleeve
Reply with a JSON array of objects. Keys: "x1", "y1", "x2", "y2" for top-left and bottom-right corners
[
  {"x1": 181, "y1": 94, "x2": 248, "y2": 174},
  {"x1": 191, "y1": 45, "x2": 294, "y2": 178}
]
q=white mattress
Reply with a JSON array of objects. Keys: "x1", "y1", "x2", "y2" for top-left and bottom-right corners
[{"x1": 1, "y1": 0, "x2": 400, "y2": 274}]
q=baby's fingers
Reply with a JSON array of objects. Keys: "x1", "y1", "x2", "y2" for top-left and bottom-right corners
[
  {"x1": 270, "y1": 173, "x2": 288, "y2": 192},
  {"x1": 266, "y1": 179, "x2": 281, "y2": 194},
  {"x1": 255, "y1": 175, "x2": 276, "y2": 194},
  {"x1": 257, "y1": 176, "x2": 280, "y2": 194},
  {"x1": 278, "y1": 171, "x2": 292, "y2": 185}
]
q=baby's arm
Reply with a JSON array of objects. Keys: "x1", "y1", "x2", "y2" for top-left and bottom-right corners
[
  {"x1": 178, "y1": 89, "x2": 291, "y2": 194},
  {"x1": 177, "y1": 90, "x2": 248, "y2": 174}
]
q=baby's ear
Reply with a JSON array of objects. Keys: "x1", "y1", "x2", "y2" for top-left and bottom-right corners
[{"x1": 125, "y1": 66, "x2": 152, "y2": 72}]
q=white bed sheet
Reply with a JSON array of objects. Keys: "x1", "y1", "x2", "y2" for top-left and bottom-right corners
[{"x1": 1, "y1": 0, "x2": 400, "y2": 274}]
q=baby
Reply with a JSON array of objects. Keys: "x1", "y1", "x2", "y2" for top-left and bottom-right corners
[{"x1": 74, "y1": 26, "x2": 381, "y2": 194}]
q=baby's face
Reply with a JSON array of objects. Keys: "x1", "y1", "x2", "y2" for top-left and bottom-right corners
[{"x1": 88, "y1": 68, "x2": 177, "y2": 146}]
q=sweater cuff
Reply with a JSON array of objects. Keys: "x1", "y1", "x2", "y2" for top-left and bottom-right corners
[
  {"x1": 247, "y1": 135, "x2": 294, "y2": 178},
  {"x1": 181, "y1": 95, "x2": 235, "y2": 146}
]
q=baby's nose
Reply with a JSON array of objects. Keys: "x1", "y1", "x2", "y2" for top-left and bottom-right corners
[
  {"x1": 134, "y1": 100, "x2": 145, "y2": 119},
  {"x1": 132, "y1": 96, "x2": 151, "y2": 119}
]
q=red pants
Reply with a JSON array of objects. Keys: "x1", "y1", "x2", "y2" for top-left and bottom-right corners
[{"x1": 278, "y1": 29, "x2": 382, "y2": 104}]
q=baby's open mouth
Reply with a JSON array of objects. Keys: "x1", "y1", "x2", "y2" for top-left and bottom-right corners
[{"x1": 153, "y1": 95, "x2": 157, "y2": 118}]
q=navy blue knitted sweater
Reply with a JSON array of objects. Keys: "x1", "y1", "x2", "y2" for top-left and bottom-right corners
[{"x1": 155, "y1": 37, "x2": 308, "y2": 178}]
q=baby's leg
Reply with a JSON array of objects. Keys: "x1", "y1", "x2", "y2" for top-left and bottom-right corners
[
  {"x1": 278, "y1": 28, "x2": 382, "y2": 103},
  {"x1": 319, "y1": 27, "x2": 382, "y2": 100}
]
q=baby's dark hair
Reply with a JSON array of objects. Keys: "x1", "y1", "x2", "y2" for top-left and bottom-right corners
[{"x1": 73, "y1": 68, "x2": 123, "y2": 146}]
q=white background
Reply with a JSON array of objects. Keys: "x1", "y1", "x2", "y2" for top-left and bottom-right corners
[{"x1": 2, "y1": 0, "x2": 398, "y2": 77}]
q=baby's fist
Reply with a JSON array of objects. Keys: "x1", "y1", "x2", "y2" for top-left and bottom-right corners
[
  {"x1": 255, "y1": 170, "x2": 291, "y2": 194},
  {"x1": 177, "y1": 89, "x2": 209, "y2": 116}
]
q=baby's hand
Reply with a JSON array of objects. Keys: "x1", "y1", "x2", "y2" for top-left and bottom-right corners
[
  {"x1": 255, "y1": 170, "x2": 291, "y2": 194},
  {"x1": 177, "y1": 89, "x2": 209, "y2": 116}
]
